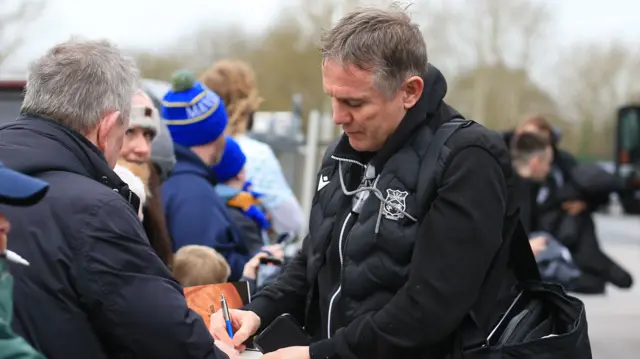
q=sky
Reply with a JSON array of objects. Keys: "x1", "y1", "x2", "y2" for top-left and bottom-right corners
[{"x1": 2, "y1": 0, "x2": 639, "y2": 76}]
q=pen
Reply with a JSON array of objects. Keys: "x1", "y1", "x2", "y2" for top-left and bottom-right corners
[
  {"x1": 221, "y1": 294, "x2": 234, "y2": 339},
  {"x1": 1, "y1": 250, "x2": 30, "y2": 266}
]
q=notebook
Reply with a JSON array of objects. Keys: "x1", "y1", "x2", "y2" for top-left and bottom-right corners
[{"x1": 184, "y1": 281, "x2": 252, "y2": 330}]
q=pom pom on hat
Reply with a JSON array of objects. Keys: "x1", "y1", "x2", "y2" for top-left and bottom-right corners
[
  {"x1": 213, "y1": 136, "x2": 246, "y2": 183},
  {"x1": 162, "y1": 69, "x2": 228, "y2": 148}
]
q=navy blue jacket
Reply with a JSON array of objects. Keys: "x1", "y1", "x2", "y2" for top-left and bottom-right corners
[
  {"x1": 0, "y1": 115, "x2": 226, "y2": 359},
  {"x1": 162, "y1": 144, "x2": 251, "y2": 281}
]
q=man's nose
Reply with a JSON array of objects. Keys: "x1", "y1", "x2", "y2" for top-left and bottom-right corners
[{"x1": 332, "y1": 102, "x2": 350, "y2": 126}]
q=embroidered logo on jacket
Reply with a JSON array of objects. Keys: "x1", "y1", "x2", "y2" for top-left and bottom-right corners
[{"x1": 382, "y1": 189, "x2": 408, "y2": 220}]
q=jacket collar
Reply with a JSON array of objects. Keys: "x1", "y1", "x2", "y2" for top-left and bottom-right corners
[{"x1": 171, "y1": 144, "x2": 218, "y2": 185}]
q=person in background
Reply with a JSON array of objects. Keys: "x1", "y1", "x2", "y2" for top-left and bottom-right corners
[
  {"x1": 161, "y1": 70, "x2": 251, "y2": 281},
  {"x1": 511, "y1": 133, "x2": 604, "y2": 294},
  {"x1": 515, "y1": 115, "x2": 633, "y2": 290},
  {"x1": 120, "y1": 89, "x2": 174, "y2": 266},
  {"x1": 173, "y1": 245, "x2": 232, "y2": 286},
  {"x1": 213, "y1": 136, "x2": 282, "y2": 256},
  {"x1": 0, "y1": 39, "x2": 236, "y2": 359},
  {"x1": 0, "y1": 162, "x2": 48, "y2": 359},
  {"x1": 114, "y1": 162, "x2": 148, "y2": 221},
  {"x1": 200, "y1": 60, "x2": 305, "y2": 239}
]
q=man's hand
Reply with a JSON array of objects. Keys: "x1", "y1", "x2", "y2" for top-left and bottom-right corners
[
  {"x1": 262, "y1": 244, "x2": 284, "y2": 260},
  {"x1": 214, "y1": 341, "x2": 241, "y2": 359},
  {"x1": 261, "y1": 346, "x2": 310, "y2": 359},
  {"x1": 528, "y1": 236, "x2": 548, "y2": 256},
  {"x1": 562, "y1": 200, "x2": 587, "y2": 216},
  {"x1": 210, "y1": 309, "x2": 261, "y2": 348},
  {"x1": 243, "y1": 252, "x2": 268, "y2": 280}
]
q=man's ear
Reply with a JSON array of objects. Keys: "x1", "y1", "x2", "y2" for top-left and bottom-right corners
[
  {"x1": 96, "y1": 111, "x2": 121, "y2": 152},
  {"x1": 402, "y1": 76, "x2": 424, "y2": 109}
]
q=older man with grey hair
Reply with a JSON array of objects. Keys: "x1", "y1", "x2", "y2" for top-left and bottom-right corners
[
  {"x1": 0, "y1": 39, "x2": 237, "y2": 359},
  {"x1": 211, "y1": 6, "x2": 521, "y2": 359}
]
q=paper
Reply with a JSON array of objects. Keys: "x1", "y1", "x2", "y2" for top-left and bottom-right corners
[{"x1": 241, "y1": 350, "x2": 263, "y2": 358}]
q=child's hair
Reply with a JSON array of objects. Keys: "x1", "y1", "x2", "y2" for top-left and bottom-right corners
[{"x1": 172, "y1": 245, "x2": 231, "y2": 287}]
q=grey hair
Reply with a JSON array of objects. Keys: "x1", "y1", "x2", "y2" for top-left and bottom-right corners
[
  {"x1": 22, "y1": 38, "x2": 140, "y2": 134},
  {"x1": 320, "y1": 5, "x2": 427, "y2": 97}
]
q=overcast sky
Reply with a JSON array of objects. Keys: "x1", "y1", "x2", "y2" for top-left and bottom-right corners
[{"x1": 3, "y1": 0, "x2": 639, "y2": 75}]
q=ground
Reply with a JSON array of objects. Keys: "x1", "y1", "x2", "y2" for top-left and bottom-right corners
[{"x1": 583, "y1": 214, "x2": 640, "y2": 358}]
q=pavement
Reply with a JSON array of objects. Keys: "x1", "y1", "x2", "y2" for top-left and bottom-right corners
[{"x1": 581, "y1": 214, "x2": 640, "y2": 358}]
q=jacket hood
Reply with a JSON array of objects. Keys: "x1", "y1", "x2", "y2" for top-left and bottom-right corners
[
  {"x1": 0, "y1": 114, "x2": 139, "y2": 209},
  {"x1": 170, "y1": 144, "x2": 218, "y2": 185},
  {"x1": 333, "y1": 63, "x2": 461, "y2": 170}
]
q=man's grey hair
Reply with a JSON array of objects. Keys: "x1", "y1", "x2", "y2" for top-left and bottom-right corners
[
  {"x1": 22, "y1": 38, "x2": 140, "y2": 134},
  {"x1": 320, "y1": 5, "x2": 427, "y2": 97}
]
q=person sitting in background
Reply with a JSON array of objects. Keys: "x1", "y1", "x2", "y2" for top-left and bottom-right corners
[
  {"x1": 515, "y1": 115, "x2": 633, "y2": 290},
  {"x1": 173, "y1": 245, "x2": 232, "y2": 286},
  {"x1": 213, "y1": 136, "x2": 283, "y2": 257},
  {"x1": 200, "y1": 60, "x2": 305, "y2": 239},
  {"x1": 511, "y1": 132, "x2": 606, "y2": 294},
  {"x1": 161, "y1": 70, "x2": 251, "y2": 281},
  {"x1": 120, "y1": 89, "x2": 173, "y2": 267},
  {"x1": 0, "y1": 162, "x2": 48, "y2": 359}
]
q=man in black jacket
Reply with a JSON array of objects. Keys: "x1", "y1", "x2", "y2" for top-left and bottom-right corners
[
  {"x1": 211, "y1": 8, "x2": 519, "y2": 359},
  {"x1": 0, "y1": 39, "x2": 236, "y2": 359}
]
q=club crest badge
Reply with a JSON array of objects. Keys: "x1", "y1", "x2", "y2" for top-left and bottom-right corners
[{"x1": 382, "y1": 189, "x2": 408, "y2": 221}]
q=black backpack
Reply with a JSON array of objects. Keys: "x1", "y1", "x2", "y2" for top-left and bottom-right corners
[{"x1": 428, "y1": 119, "x2": 592, "y2": 359}]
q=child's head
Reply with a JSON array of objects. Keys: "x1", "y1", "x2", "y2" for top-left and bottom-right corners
[
  {"x1": 172, "y1": 245, "x2": 231, "y2": 287},
  {"x1": 212, "y1": 135, "x2": 247, "y2": 188}
]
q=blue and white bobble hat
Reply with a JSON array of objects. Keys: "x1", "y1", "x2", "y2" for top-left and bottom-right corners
[{"x1": 161, "y1": 69, "x2": 228, "y2": 147}]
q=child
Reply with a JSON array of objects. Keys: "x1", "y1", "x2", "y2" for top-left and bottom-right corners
[
  {"x1": 213, "y1": 136, "x2": 274, "y2": 256},
  {"x1": 172, "y1": 245, "x2": 231, "y2": 287}
]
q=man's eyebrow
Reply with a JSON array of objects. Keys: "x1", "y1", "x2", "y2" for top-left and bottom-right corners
[{"x1": 335, "y1": 95, "x2": 367, "y2": 102}]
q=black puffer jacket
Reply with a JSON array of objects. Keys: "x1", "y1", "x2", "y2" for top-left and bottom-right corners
[{"x1": 246, "y1": 65, "x2": 519, "y2": 359}]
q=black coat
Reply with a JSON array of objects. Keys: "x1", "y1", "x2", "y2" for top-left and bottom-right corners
[{"x1": 0, "y1": 115, "x2": 226, "y2": 359}]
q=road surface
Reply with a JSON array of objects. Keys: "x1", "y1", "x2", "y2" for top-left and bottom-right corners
[{"x1": 583, "y1": 214, "x2": 640, "y2": 358}]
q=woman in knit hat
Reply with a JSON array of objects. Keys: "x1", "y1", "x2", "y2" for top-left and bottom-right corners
[
  {"x1": 161, "y1": 70, "x2": 253, "y2": 282},
  {"x1": 119, "y1": 90, "x2": 174, "y2": 267},
  {"x1": 200, "y1": 60, "x2": 305, "y2": 240}
]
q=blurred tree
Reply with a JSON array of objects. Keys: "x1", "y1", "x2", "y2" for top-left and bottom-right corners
[
  {"x1": 449, "y1": 64, "x2": 557, "y2": 130},
  {"x1": 132, "y1": 51, "x2": 187, "y2": 82},
  {"x1": 0, "y1": 0, "x2": 44, "y2": 70},
  {"x1": 418, "y1": 0, "x2": 553, "y2": 129},
  {"x1": 554, "y1": 43, "x2": 640, "y2": 159}
]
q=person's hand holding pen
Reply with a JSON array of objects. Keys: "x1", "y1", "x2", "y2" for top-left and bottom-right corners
[
  {"x1": 0, "y1": 212, "x2": 30, "y2": 267},
  {"x1": 210, "y1": 306, "x2": 261, "y2": 351}
]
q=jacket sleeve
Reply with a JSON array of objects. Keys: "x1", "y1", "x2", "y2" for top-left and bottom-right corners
[
  {"x1": 309, "y1": 146, "x2": 507, "y2": 359},
  {"x1": 74, "y1": 198, "x2": 225, "y2": 359},
  {"x1": 243, "y1": 236, "x2": 310, "y2": 331},
  {"x1": 163, "y1": 178, "x2": 251, "y2": 281}
]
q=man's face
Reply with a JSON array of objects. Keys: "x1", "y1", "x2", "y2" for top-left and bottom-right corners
[
  {"x1": 120, "y1": 127, "x2": 154, "y2": 163},
  {"x1": 529, "y1": 146, "x2": 553, "y2": 181},
  {"x1": 322, "y1": 60, "x2": 411, "y2": 152}
]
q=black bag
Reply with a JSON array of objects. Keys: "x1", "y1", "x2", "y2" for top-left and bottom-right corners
[{"x1": 458, "y1": 222, "x2": 592, "y2": 358}]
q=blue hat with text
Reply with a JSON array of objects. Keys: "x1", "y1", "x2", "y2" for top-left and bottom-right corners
[
  {"x1": 213, "y1": 136, "x2": 247, "y2": 183},
  {"x1": 161, "y1": 69, "x2": 228, "y2": 148}
]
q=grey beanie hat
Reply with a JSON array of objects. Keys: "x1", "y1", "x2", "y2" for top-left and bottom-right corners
[{"x1": 150, "y1": 119, "x2": 176, "y2": 181}]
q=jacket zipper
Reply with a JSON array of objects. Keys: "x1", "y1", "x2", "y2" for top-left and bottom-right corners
[
  {"x1": 327, "y1": 211, "x2": 352, "y2": 338},
  {"x1": 326, "y1": 156, "x2": 365, "y2": 339}
]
